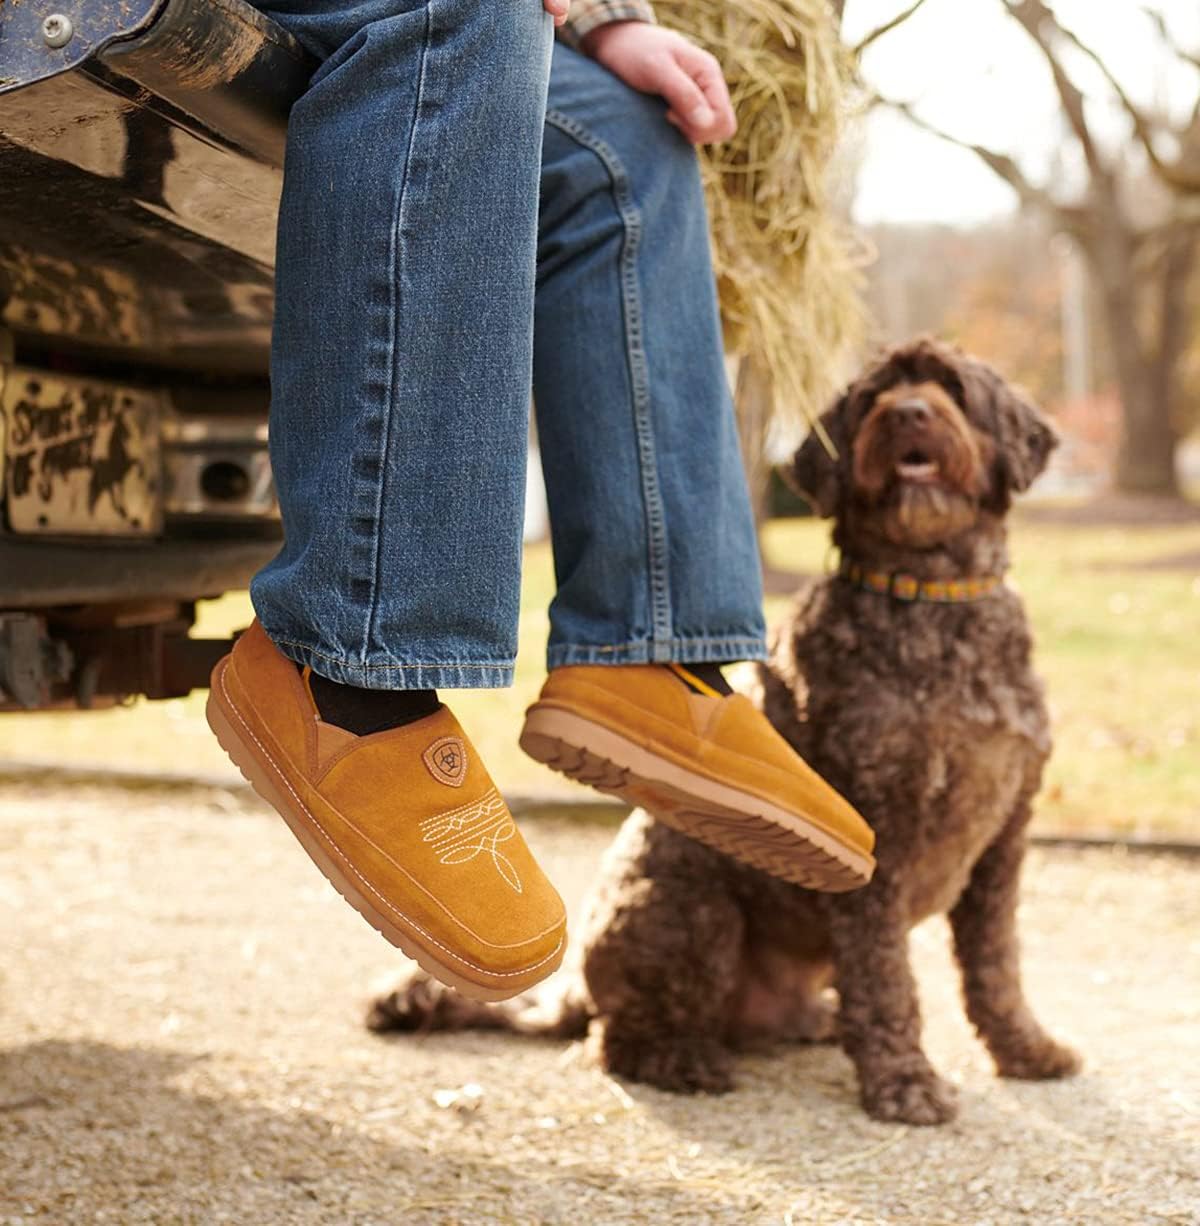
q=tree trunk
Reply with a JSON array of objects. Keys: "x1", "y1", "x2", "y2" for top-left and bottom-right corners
[
  {"x1": 1088, "y1": 228, "x2": 1182, "y2": 497},
  {"x1": 1113, "y1": 379, "x2": 1180, "y2": 495}
]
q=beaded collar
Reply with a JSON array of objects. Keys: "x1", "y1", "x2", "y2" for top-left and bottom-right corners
[{"x1": 837, "y1": 556, "x2": 1003, "y2": 603}]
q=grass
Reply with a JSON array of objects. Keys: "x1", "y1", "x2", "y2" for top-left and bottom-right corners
[
  {"x1": 759, "y1": 512, "x2": 1200, "y2": 839},
  {"x1": 3, "y1": 510, "x2": 1198, "y2": 837}
]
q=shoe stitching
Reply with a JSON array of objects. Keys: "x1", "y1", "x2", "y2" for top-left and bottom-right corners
[
  {"x1": 311, "y1": 710, "x2": 454, "y2": 785},
  {"x1": 535, "y1": 684, "x2": 866, "y2": 845},
  {"x1": 544, "y1": 677, "x2": 767, "y2": 771},
  {"x1": 427, "y1": 812, "x2": 511, "y2": 852},
  {"x1": 421, "y1": 788, "x2": 522, "y2": 895},
  {"x1": 220, "y1": 663, "x2": 562, "y2": 967},
  {"x1": 543, "y1": 673, "x2": 705, "y2": 738},
  {"x1": 415, "y1": 787, "x2": 505, "y2": 826},
  {"x1": 217, "y1": 663, "x2": 563, "y2": 973}
]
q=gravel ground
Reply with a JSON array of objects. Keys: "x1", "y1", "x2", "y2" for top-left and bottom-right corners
[{"x1": 1, "y1": 774, "x2": 1198, "y2": 1226}]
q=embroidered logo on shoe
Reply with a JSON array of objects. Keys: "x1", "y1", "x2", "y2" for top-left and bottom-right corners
[
  {"x1": 422, "y1": 735, "x2": 467, "y2": 787},
  {"x1": 419, "y1": 787, "x2": 522, "y2": 893}
]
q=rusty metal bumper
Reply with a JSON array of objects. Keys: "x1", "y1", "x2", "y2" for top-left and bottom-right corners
[{"x1": 0, "y1": 0, "x2": 313, "y2": 373}]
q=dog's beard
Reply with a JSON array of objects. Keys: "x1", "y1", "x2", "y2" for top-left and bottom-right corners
[{"x1": 878, "y1": 482, "x2": 979, "y2": 547}]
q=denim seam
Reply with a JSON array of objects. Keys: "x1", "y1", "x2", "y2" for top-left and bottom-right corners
[
  {"x1": 547, "y1": 636, "x2": 768, "y2": 667},
  {"x1": 361, "y1": 2, "x2": 435, "y2": 666},
  {"x1": 544, "y1": 108, "x2": 673, "y2": 660},
  {"x1": 549, "y1": 636, "x2": 766, "y2": 651},
  {"x1": 268, "y1": 636, "x2": 513, "y2": 672}
]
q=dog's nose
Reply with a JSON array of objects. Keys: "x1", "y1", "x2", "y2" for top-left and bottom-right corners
[{"x1": 890, "y1": 398, "x2": 932, "y2": 428}]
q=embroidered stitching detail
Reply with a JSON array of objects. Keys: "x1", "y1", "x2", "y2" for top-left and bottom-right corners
[
  {"x1": 422, "y1": 735, "x2": 467, "y2": 787},
  {"x1": 420, "y1": 788, "x2": 522, "y2": 894},
  {"x1": 216, "y1": 663, "x2": 561, "y2": 968}
]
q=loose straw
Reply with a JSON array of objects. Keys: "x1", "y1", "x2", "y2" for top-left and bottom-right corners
[{"x1": 658, "y1": 0, "x2": 867, "y2": 427}]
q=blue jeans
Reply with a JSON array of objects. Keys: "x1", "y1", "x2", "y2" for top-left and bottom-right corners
[{"x1": 248, "y1": 0, "x2": 766, "y2": 689}]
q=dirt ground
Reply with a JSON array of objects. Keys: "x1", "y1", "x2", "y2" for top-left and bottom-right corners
[{"x1": 1, "y1": 774, "x2": 1197, "y2": 1226}]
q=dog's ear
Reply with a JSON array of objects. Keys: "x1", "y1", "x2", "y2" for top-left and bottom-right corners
[
  {"x1": 786, "y1": 394, "x2": 850, "y2": 519},
  {"x1": 998, "y1": 388, "x2": 1058, "y2": 493},
  {"x1": 960, "y1": 359, "x2": 1058, "y2": 498}
]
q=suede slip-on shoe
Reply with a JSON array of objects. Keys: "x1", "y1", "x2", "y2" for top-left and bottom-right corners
[
  {"x1": 520, "y1": 664, "x2": 875, "y2": 891},
  {"x1": 206, "y1": 622, "x2": 567, "y2": 1001}
]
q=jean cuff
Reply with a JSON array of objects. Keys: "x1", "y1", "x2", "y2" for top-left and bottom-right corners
[
  {"x1": 261, "y1": 628, "x2": 514, "y2": 690},
  {"x1": 546, "y1": 634, "x2": 768, "y2": 669}
]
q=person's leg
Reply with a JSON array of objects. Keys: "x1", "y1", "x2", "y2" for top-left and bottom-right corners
[
  {"x1": 207, "y1": 0, "x2": 567, "y2": 1000},
  {"x1": 533, "y1": 45, "x2": 766, "y2": 670},
  {"x1": 247, "y1": 0, "x2": 552, "y2": 690},
  {"x1": 521, "y1": 46, "x2": 875, "y2": 893}
]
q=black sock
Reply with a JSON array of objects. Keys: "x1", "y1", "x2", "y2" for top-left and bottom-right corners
[
  {"x1": 669, "y1": 662, "x2": 733, "y2": 696},
  {"x1": 304, "y1": 667, "x2": 440, "y2": 736}
]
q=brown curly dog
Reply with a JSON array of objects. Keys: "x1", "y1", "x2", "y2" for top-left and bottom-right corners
[{"x1": 367, "y1": 338, "x2": 1082, "y2": 1125}]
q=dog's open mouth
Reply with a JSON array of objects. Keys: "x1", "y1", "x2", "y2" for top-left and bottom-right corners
[{"x1": 894, "y1": 449, "x2": 940, "y2": 484}]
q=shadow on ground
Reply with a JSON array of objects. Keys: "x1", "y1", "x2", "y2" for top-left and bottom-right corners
[{"x1": 1, "y1": 1039, "x2": 759, "y2": 1224}]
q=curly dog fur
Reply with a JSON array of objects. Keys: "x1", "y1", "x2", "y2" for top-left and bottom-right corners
[{"x1": 369, "y1": 338, "x2": 1082, "y2": 1125}]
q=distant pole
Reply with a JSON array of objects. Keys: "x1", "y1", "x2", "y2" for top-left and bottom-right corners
[{"x1": 1055, "y1": 233, "x2": 1090, "y2": 401}]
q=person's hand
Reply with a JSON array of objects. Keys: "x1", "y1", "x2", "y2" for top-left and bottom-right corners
[
  {"x1": 580, "y1": 22, "x2": 736, "y2": 144},
  {"x1": 544, "y1": 0, "x2": 570, "y2": 28}
]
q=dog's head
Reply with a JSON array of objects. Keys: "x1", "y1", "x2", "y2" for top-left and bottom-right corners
[{"x1": 788, "y1": 338, "x2": 1057, "y2": 550}]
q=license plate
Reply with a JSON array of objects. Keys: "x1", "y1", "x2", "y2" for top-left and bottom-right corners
[{"x1": 1, "y1": 366, "x2": 162, "y2": 536}]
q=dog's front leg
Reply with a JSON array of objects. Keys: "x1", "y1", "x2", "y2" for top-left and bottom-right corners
[
  {"x1": 950, "y1": 806, "x2": 1081, "y2": 1080},
  {"x1": 826, "y1": 885, "x2": 958, "y2": 1125}
]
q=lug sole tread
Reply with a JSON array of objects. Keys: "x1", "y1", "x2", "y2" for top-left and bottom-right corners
[{"x1": 520, "y1": 725, "x2": 871, "y2": 893}]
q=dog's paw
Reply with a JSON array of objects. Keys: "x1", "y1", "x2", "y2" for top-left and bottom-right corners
[
  {"x1": 788, "y1": 995, "x2": 839, "y2": 1044},
  {"x1": 364, "y1": 968, "x2": 500, "y2": 1034},
  {"x1": 995, "y1": 1036, "x2": 1082, "y2": 1081},
  {"x1": 595, "y1": 1031, "x2": 735, "y2": 1095},
  {"x1": 365, "y1": 968, "x2": 446, "y2": 1032},
  {"x1": 861, "y1": 1067, "x2": 959, "y2": 1126}
]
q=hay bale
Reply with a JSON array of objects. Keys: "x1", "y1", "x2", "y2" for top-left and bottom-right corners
[{"x1": 656, "y1": 0, "x2": 864, "y2": 429}]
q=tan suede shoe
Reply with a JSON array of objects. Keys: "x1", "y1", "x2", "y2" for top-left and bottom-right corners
[
  {"x1": 206, "y1": 622, "x2": 566, "y2": 1000},
  {"x1": 520, "y1": 664, "x2": 875, "y2": 891}
]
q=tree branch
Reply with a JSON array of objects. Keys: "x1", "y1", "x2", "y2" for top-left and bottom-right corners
[
  {"x1": 880, "y1": 95, "x2": 1085, "y2": 229},
  {"x1": 1045, "y1": 9, "x2": 1200, "y2": 194},
  {"x1": 852, "y1": 0, "x2": 930, "y2": 55},
  {"x1": 1138, "y1": 5, "x2": 1200, "y2": 71},
  {"x1": 1004, "y1": 0, "x2": 1108, "y2": 183}
]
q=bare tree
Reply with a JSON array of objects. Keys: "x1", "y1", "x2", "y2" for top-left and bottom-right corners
[{"x1": 876, "y1": 0, "x2": 1200, "y2": 496}]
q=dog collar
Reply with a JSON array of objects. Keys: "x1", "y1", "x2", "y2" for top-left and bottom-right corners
[{"x1": 837, "y1": 557, "x2": 1003, "y2": 603}]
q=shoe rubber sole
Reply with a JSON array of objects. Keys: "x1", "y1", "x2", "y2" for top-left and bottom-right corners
[
  {"x1": 207, "y1": 660, "x2": 564, "y2": 1002},
  {"x1": 520, "y1": 705, "x2": 874, "y2": 892}
]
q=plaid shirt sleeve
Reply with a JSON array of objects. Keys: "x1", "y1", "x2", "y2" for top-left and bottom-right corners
[{"x1": 558, "y1": 0, "x2": 656, "y2": 50}]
